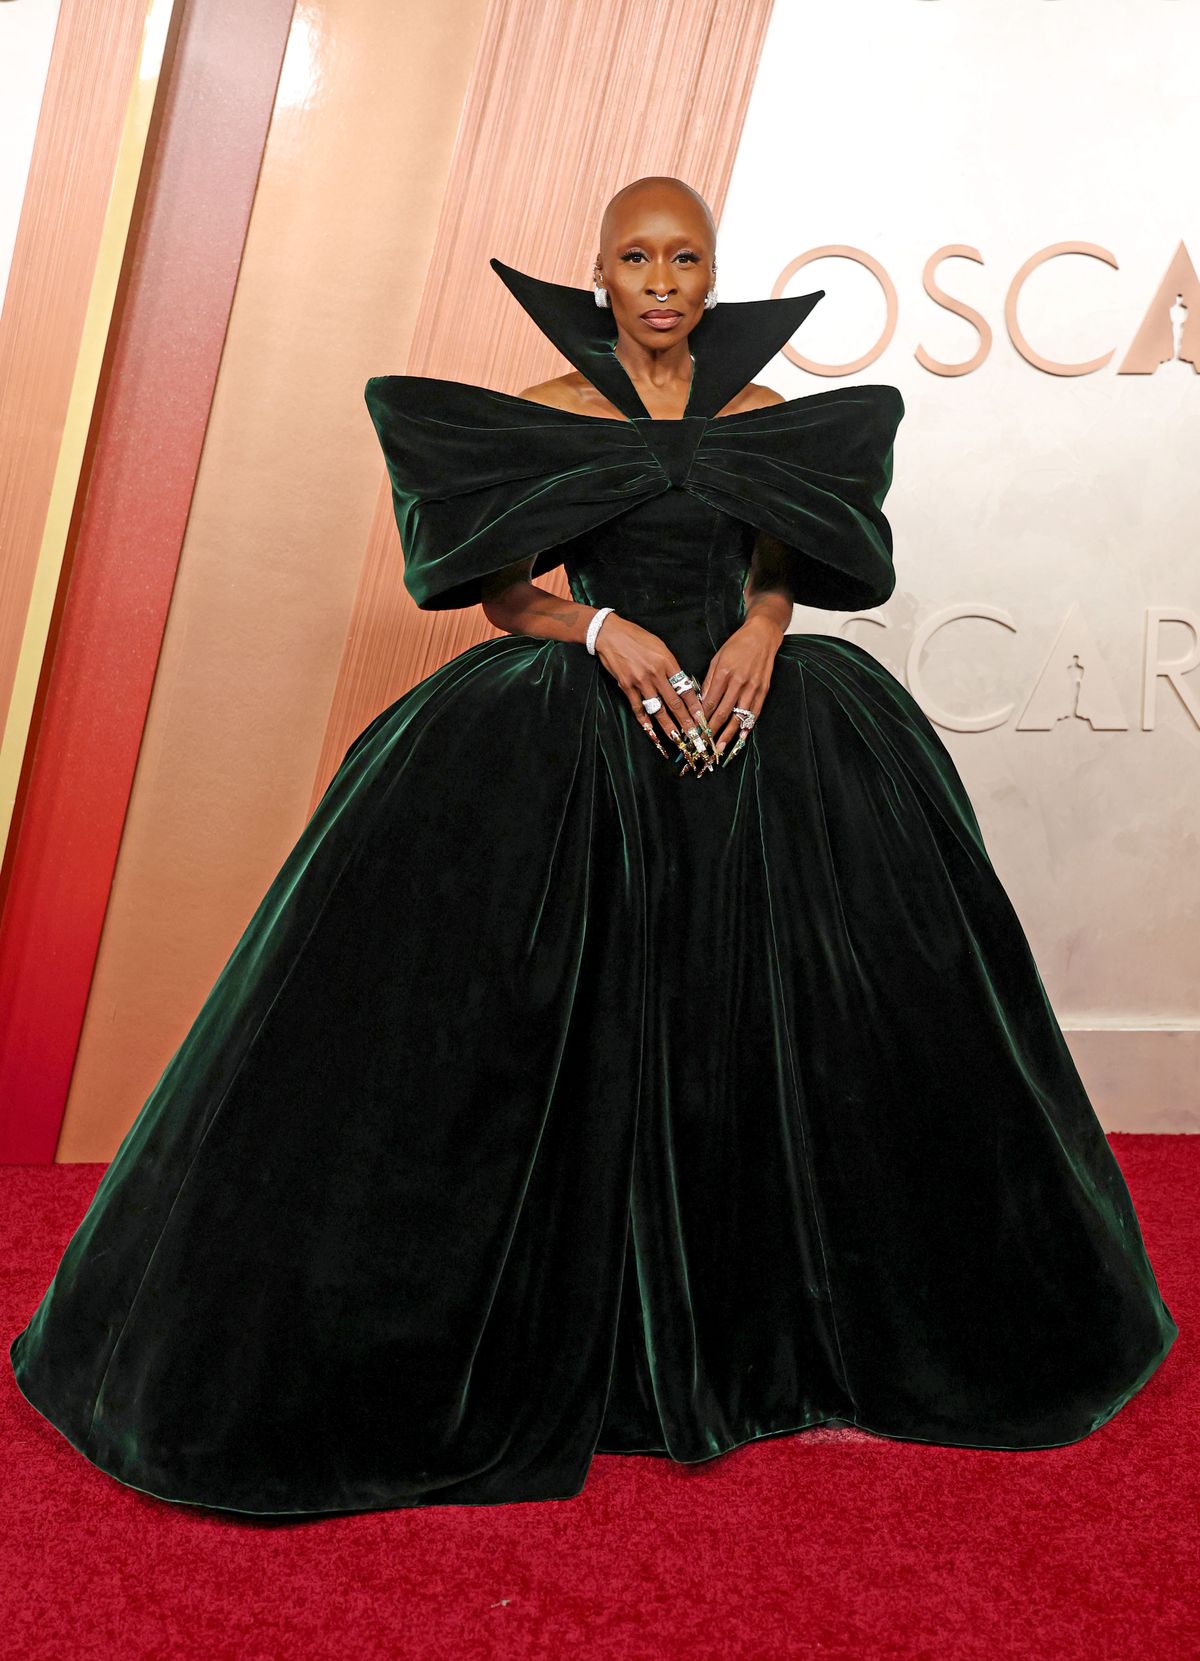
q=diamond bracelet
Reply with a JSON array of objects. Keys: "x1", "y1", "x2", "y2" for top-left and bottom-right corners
[{"x1": 585, "y1": 605, "x2": 615, "y2": 655}]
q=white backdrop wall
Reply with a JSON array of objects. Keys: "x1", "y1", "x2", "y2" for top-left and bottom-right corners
[{"x1": 722, "y1": 0, "x2": 1198, "y2": 1128}]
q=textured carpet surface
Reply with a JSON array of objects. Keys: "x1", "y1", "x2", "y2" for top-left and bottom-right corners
[{"x1": 1, "y1": 1137, "x2": 1194, "y2": 1660}]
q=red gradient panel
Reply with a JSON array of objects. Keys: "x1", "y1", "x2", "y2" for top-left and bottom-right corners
[{"x1": 0, "y1": 0, "x2": 297, "y2": 1161}]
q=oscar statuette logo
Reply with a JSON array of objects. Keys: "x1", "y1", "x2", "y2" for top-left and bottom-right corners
[{"x1": 856, "y1": 603, "x2": 1200, "y2": 734}]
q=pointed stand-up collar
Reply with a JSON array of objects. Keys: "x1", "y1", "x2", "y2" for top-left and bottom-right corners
[{"x1": 490, "y1": 256, "x2": 824, "y2": 423}]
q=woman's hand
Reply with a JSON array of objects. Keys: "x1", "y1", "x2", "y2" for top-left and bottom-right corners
[
  {"x1": 700, "y1": 603, "x2": 789, "y2": 767},
  {"x1": 698, "y1": 535, "x2": 795, "y2": 768},
  {"x1": 594, "y1": 615, "x2": 714, "y2": 772},
  {"x1": 478, "y1": 568, "x2": 713, "y2": 771}
]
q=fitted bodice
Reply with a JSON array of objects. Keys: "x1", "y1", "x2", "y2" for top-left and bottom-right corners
[{"x1": 566, "y1": 490, "x2": 758, "y2": 668}]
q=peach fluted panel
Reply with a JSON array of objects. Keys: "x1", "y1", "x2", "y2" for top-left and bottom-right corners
[
  {"x1": 312, "y1": 0, "x2": 775, "y2": 808},
  {"x1": 55, "y1": 0, "x2": 491, "y2": 1160}
]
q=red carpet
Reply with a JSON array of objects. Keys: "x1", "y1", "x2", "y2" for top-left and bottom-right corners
[{"x1": 1, "y1": 1137, "x2": 1194, "y2": 1660}]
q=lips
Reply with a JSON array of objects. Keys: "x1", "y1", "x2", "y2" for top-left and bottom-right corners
[{"x1": 641, "y1": 309, "x2": 682, "y2": 320}]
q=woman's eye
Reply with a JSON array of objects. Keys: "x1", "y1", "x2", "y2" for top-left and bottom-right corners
[{"x1": 621, "y1": 252, "x2": 700, "y2": 264}]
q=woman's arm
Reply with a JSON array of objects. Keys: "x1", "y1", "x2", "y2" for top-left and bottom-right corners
[
  {"x1": 478, "y1": 376, "x2": 609, "y2": 645},
  {"x1": 741, "y1": 528, "x2": 795, "y2": 640},
  {"x1": 479, "y1": 558, "x2": 595, "y2": 645}
]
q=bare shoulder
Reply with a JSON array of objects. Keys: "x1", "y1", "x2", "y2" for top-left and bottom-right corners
[
  {"x1": 515, "y1": 371, "x2": 614, "y2": 417},
  {"x1": 514, "y1": 374, "x2": 576, "y2": 411},
  {"x1": 721, "y1": 382, "x2": 786, "y2": 416}
]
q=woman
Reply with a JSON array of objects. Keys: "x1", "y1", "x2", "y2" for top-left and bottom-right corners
[{"x1": 10, "y1": 176, "x2": 1177, "y2": 1516}]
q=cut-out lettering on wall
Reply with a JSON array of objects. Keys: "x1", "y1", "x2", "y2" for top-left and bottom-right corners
[
  {"x1": 774, "y1": 241, "x2": 1199, "y2": 377},
  {"x1": 847, "y1": 605, "x2": 1200, "y2": 733}
]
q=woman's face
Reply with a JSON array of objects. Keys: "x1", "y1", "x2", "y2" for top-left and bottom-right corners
[{"x1": 595, "y1": 191, "x2": 715, "y2": 348}]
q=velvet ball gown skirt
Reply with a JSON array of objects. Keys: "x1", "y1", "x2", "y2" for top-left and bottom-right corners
[
  {"x1": 8, "y1": 496, "x2": 1178, "y2": 1516},
  {"x1": 8, "y1": 255, "x2": 1177, "y2": 1515}
]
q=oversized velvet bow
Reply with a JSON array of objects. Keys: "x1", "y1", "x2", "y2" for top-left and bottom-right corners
[{"x1": 365, "y1": 256, "x2": 905, "y2": 613}]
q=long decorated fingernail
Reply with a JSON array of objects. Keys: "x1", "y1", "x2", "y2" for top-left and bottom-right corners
[
  {"x1": 674, "y1": 732, "x2": 698, "y2": 768},
  {"x1": 670, "y1": 729, "x2": 697, "y2": 768},
  {"x1": 641, "y1": 720, "x2": 671, "y2": 760}
]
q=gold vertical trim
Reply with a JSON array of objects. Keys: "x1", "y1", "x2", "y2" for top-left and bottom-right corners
[{"x1": 0, "y1": 0, "x2": 178, "y2": 859}]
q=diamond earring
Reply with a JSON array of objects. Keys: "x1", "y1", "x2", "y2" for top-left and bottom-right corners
[
  {"x1": 703, "y1": 286, "x2": 718, "y2": 311},
  {"x1": 593, "y1": 280, "x2": 609, "y2": 309}
]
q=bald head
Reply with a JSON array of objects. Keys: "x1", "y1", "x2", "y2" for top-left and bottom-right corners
[{"x1": 598, "y1": 176, "x2": 717, "y2": 257}]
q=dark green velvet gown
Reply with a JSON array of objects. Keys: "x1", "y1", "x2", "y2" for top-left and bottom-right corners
[{"x1": 10, "y1": 258, "x2": 1178, "y2": 1516}]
